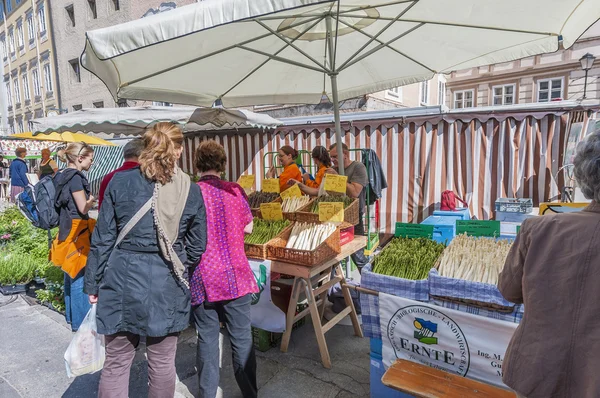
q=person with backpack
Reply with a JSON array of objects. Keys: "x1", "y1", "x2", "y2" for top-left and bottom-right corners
[
  {"x1": 84, "y1": 123, "x2": 207, "y2": 398},
  {"x1": 9, "y1": 147, "x2": 28, "y2": 202},
  {"x1": 49, "y1": 143, "x2": 96, "y2": 332}
]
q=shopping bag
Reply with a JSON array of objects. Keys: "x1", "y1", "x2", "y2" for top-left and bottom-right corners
[{"x1": 64, "y1": 304, "x2": 105, "y2": 378}]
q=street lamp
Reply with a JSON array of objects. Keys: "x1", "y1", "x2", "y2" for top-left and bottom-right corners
[{"x1": 579, "y1": 53, "x2": 596, "y2": 100}]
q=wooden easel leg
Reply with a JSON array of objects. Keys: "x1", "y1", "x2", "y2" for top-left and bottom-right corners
[
  {"x1": 317, "y1": 270, "x2": 331, "y2": 321},
  {"x1": 305, "y1": 276, "x2": 332, "y2": 369},
  {"x1": 280, "y1": 276, "x2": 301, "y2": 353},
  {"x1": 336, "y1": 264, "x2": 364, "y2": 338}
]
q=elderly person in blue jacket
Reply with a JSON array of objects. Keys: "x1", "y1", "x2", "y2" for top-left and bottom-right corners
[{"x1": 9, "y1": 147, "x2": 28, "y2": 202}]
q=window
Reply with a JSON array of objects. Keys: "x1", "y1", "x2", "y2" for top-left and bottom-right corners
[
  {"x1": 65, "y1": 5, "x2": 75, "y2": 27},
  {"x1": 88, "y1": 0, "x2": 97, "y2": 19},
  {"x1": 68, "y1": 58, "x2": 81, "y2": 83},
  {"x1": 117, "y1": 98, "x2": 128, "y2": 107},
  {"x1": 453, "y1": 90, "x2": 474, "y2": 109},
  {"x1": 112, "y1": 0, "x2": 119, "y2": 11},
  {"x1": 17, "y1": 120, "x2": 24, "y2": 133},
  {"x1": 419, "y1": 80, "x2": 430, "y2": 105},
  {"x1": 5, "y1": 82, "x2": 12, "y2": 106},
  {"x1": 93, "y1": 101, "x2": 103, "y2": 108},
  {"x1": 73, "y1": 104, "x2": 82, "y2": 111},
  {"x1": 6, "y1": 0, "x2": 12, "y2": 13},
  {"x1": 37, "y1": 6, "x2": 46, "y2": 33},
  {"x1": 386, "y1": 87, "x2": 402, "y2": 101},
  {"x1": 492, "y1": 84, "x2": 515, "y2": 105},
  {"x1": 43, "y1": 63, "x2": 52, "y2": 92},
  {"x1": 0, "y1": 40, "x2": 6, "y2": 59},
  {"x1": 16, "y1": 24, "x2": 23, "y2": 49},
  {"x1": 32, "y1": 68, "x2": 40, "y2": 97},
  {"x1": 27, "y1": 15, "x2": 35, "y2": 42},
  {"x1": 13, "y1": 79, "x2": 20, "y2": 103},
  {"x1": 8, "y1": 31, "x2": 14, "y2": 54},
  {"x1": 438, "y1": 80, "x2": 446, "y2": 106},
  {"x1": 0, "y1": 3, "x2": 4, "y2": 22},
  {"x1": 537, "y1": 78, "x2": 563, "y2": 102},
  {"x1": 22, "y1": 74, "x2": 29, "y2": 101}
]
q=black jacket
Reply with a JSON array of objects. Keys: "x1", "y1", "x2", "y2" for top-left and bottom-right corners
[
  {"x1": 84, "y1": 168, "x2": 207, "y2": 337},
  {"x1": 362, "y1": 149, "x2": 387, "y2": 205}
]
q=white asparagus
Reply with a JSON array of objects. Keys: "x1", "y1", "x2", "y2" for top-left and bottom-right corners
[{"x1": 437, "y1": 234, "x2": 512, "y2": 284}]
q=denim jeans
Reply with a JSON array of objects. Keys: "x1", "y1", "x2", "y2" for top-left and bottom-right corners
[
  {"x1": 193, "y1": 294, "x2": 257, "y2": 398},
  {"x1": 64, "y1": 269, "x2": 91, "y2": 331}
]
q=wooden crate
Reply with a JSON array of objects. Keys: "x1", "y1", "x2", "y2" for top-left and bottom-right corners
[
  {"x1": 295, "y1": 198, "x2": 359, "y2": 226},
  {"x1": 266, "y1": 225, "x2": 341, "y2": 266},
  {"x1": 245, "y1": 224, "x2": 293, "y2": 260}
]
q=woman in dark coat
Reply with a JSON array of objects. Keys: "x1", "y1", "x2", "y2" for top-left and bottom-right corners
[{"x1": 84, "y1": 122, "x2": 207, "y2": 398}]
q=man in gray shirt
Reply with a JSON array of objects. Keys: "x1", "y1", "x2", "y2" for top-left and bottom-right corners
[{"x1": 329, "y1": 143, "x2": 368, "y2": 235}]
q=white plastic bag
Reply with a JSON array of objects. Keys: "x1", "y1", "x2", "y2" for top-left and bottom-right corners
[{"x1": 64, "y1": 304, "x2": 105, "y2": 378}]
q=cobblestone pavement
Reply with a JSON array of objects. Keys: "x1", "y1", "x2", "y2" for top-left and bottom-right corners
[{"x1": 0, "y1": 294, "x2": 370, "y2": 398}]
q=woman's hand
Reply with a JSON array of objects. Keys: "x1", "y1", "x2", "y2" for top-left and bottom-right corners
[
  {"x1": 88, "y1": 294, "x2": 98, "y2": 304},
  {"x1": 287, "y1": 179, "x2": 300, "y2": 186},
  {"x1": 266, "y1": 166, "x2": 276, "y2": 179},
  {"x1": 302, "y1": 173, "x2": 311, "y2": 182}
]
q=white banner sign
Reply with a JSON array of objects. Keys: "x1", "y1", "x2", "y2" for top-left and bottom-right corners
[
  {"x1": 249, "y1": 259, "x2": 286, "y2": 333},
  {"x1": 379, "y1": 293, "x2": 517, "y2": 388}
]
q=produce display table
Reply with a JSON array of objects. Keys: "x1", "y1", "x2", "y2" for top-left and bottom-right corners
[{"x1": 272, "y1": 236, "x2": 366, "y2": 368}]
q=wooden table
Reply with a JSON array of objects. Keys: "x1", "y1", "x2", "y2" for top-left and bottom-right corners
[{"x1": 271, "y1": 236, "x2": 366, "y2": 368}]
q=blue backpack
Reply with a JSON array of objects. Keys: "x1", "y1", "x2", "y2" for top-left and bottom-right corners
[{"x1": 16, "y1": 175, "x2": 60, "y2": 246}]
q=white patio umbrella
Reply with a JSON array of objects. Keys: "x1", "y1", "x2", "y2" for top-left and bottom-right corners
[
  {"x1": 81, "y1": 0, "x2": 600, "y2": 173},
  {"x1": 30, "y1": 106, "x2": 282, "y2": 135}
]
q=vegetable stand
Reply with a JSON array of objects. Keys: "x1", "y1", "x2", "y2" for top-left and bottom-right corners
[{"x1": 271, "y1": 236, "x2": 367, "y2": 369}]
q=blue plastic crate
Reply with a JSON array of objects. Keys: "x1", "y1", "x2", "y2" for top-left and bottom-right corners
[
  {"x1": 420, "y1": 216, "x2": 455, "y2": 244},
  {"x1": 370, "y1": 355, "x2": 414, "y2": 398},
  {"x1": 433, "y1": 208, "x2": 471, "y2": 221}
]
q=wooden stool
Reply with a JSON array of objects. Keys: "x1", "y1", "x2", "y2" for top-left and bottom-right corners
[{"x1": 382, "y1": 359, "x2": 516, "y2": 398}]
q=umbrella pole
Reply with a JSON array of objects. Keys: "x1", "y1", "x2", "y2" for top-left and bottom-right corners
[
  {"x1": 330, "y1": 74, "x2": 345, "y2": 176},
  {"x1": 326, "y1": 15, "x2": 345, "y2": 176}
]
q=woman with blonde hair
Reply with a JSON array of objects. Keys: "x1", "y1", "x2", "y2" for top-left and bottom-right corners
[
  {"x1": 50, "y1": 143, "x2": 96, "y2": 332},
  {"x1": 84, "y1": 122, "x2": 207, "y2": 398},
  {"x1": 38, "y1": 148, "x2": 59, "y2": 179}
]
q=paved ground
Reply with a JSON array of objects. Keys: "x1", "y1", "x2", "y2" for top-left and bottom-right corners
[{"x1": 0, "y1": 294, "x2": 370, "y2": 398}]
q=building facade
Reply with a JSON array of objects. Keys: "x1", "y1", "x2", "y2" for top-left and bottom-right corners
[
  {"x1": 51, "y1": 0, "x2": 196, "y2": 114},
  {"x1": 0, "y1": 0, "x2": 58, "y2": 134},
  {"x1": 445, "y1": 22, "x2": 600, "y2": 109}
]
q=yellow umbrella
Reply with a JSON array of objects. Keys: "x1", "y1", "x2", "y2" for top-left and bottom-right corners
[{"x1": 13, "y1": 131, "x2": 116, "y2": 146}]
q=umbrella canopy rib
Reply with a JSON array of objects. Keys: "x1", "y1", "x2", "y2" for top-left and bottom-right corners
[
  {"x1": 335, "y1": 17, "x2": 435, "y2": 74},
  {"x1": 119, "y1": 14, "x2": 326, "y2": 89},
  {"x1": 222, "y1": 16, "x2": 330, "y2": 99},
  {"x1": 337, "y1": 0, "x2": 419, "y2": 72}
]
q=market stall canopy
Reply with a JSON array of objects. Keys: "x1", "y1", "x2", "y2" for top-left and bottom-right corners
[
  {"x1": 0, "y1": 137, "x2": 59, "y2": 159},
  {"x1": 81, "y1": 0, "x2": 598, "y2": 107},
  {"x1": 13, "y1": 131, "x2": 116, "y2": 146},
  {"x1": 30, "y1": 106, "x2": 282, "y2": 135},
  {"x1": 80, "y1": 0, "x2": 600, "y2": 174}
]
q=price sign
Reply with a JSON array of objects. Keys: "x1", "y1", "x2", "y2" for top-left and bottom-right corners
[
  {"x1": 324, "y1": 174, "x2": 348, "y2": 194},
  {"x1": 238, "y1": 175, "x2": 255, "y2": 190},
  {"x1": 262, "y1": 178, "x2": 280, "y2": 193},
  {"x1": 456, "y1": 220, "x2": 501, "y2": 237},
  {"x1": 318, "y1": 202, "x2": 344, "y2": 222},
  {"x1": 395, "y1": 223, "x2": 434, "y2": 239},
  {"x1": 280, "y1": 184, "x2": 302, "y2": 200},
  {"x1": 260, "y1": 203, "x2": 283, "y2": 221}
]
